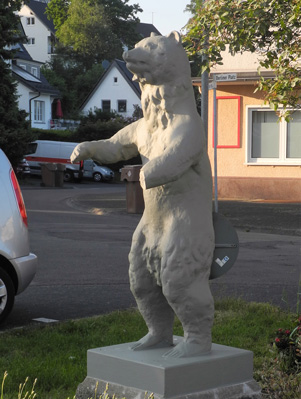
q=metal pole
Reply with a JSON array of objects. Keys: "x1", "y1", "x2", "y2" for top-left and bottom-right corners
[
  {"x1": 213, "y1": 76, "x2": 218, "y2": 213},
  {"x1": 201, "y1": 68, "x2": 209, "y2": 146}
]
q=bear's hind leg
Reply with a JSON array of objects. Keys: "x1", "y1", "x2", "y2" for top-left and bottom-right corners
[
  {"x1": 162, "y1": 265, "x2": 214, "y2": 358},
  {"x1": 129, "y1": 261, "x2": 174, "y2": 351}
]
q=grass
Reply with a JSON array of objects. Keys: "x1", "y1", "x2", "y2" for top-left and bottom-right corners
[{"x1": 0, "y1": 299, "x2": 300, "y2": 399}]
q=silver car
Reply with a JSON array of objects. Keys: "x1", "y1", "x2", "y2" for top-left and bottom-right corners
[{"x1": 0, "y1": 149, "x2": 37, "y2": 323}]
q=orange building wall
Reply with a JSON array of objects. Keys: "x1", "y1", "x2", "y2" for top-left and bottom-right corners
[{"x1": 203, "y1": 84, "x2": 301, "y2": 201}]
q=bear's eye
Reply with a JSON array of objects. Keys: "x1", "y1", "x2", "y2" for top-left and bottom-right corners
[{"x1": 145, "y1": 42, "x2": 157, "y2": 50}]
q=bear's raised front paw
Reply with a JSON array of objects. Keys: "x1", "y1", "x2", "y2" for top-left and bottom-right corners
[{"x1": 70, "y1": 142, "x2": 92, "y2": 163}]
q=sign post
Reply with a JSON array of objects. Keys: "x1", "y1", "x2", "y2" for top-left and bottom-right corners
[{"x1": 210, "y1": 73, "x2": 237, "y2": 213}]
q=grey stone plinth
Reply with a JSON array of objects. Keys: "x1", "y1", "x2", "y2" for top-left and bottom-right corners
[{"x1": 76, "y1": 336, "x2": 262, "y2": 399}]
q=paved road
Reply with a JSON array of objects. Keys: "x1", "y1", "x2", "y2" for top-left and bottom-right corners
[{"x1": 1, "y1": 179, "x2": 300, "y2": 330}]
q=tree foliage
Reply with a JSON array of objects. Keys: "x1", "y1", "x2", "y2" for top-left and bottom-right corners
[
  {"x1": 185, "y1": 0, "x2": 301, "y2": 117},
  {"x1": 45, "y1": 0, "x2": 69, "y2": 31},
  {"x1": 0, "y1": 0, "x2": 33, "y2": 165},
  {"x1": 46, "y1": 0, "x2": 142, "y2": 65},
  {"x1": 41, "y1": 48, "x2": 105, "y2": 118},
  {"x1": 0, "y1": 0, "x2": 24, "y2": 60},
  {"x1": 44, "y1": 0, "x2": 143, "y2": 117}
]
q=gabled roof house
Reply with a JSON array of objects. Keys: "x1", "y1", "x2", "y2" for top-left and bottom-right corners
[
  {"x1": 12, "y1": 42, "x2": 60, "y2": 129},
  {"x1": 18, "y1": 0, "x2": 56, "y2": 63},
  {"x1": 80, "y1": 23, "x2": 161, "y2": 118},
  {"x1": 80, "y1": 59, "x2": 141, "y2": 118}
]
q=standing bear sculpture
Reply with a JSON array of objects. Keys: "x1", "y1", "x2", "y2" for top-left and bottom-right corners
[{"x1": 71, "y1": 31, "x2": 215, "y2": 358}]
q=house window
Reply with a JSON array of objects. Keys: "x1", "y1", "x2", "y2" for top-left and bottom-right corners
[
  {"x1": 28, "y1": 38, "x2": 35, "y2": 45},
  {"x1": 102, "y1": 100, "x2": 111, "y2": 112},
  {"x1": 19, "y1": 64, "x2": 26, "y2": 70},
  {"x1": 118, "y1": 100, "x2": 127, "y2": 113},
  {"x1": 34, "y1": 100, "x2": 45, "y2": 122},
  {"x1": 31, "y1": 67, "x2": 38, "y2": 77},
  {"x1": 26, "y1": 17, "x2": 35, "y2": 25},
  {"x1": 48, "y1": 36, "x2": 55, "y2": 54},
  {"x1": 247, "y1": 107, "x2": 301, "y2": 165},
  {"x1": 114, "y1": 77, "x2": 118, "y2": 83}
]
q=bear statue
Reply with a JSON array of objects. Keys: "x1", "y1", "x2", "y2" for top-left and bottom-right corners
[{"x1": 71, "y1": 31, "x2": 215, "y2": 358}]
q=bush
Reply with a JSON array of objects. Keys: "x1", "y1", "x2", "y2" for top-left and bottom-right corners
[
  {"x1": 31, "y1": 128, "x2": 75, "y2": 142},
  {"x1": 272, "y1": 315, "x2": 301, "y2": 373},
  {"x1": 72, "y1": 119, "x2": 126, "y2": 142},
  {"x1": 73, "y1": 108, "x2": 140, "y2": 142}
]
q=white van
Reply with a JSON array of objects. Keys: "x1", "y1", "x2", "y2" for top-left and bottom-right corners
[{"x1": 26, "y1": 140, "x2": 114, "y2": 182}]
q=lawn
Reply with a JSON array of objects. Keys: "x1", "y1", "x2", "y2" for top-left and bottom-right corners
[{"x1": 0, "y1": 299, "x2": 300, "y2": 399}]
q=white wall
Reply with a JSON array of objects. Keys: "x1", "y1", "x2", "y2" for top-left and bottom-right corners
[
  {"x1": 18, "y1": 5, "x2": 52, "y2": 64},
  {"x1": 16, "y1": 82, "x2": 53, "y2": 129},
  {"x1": 212, "y1": 46, "x2": 265, "y2": 73},
  {"x1": 82, "y1": 65, "x2": 141, "y2": 118},
  {"x1": 16, "y1": 83, "x2": 30, "y2": 113}
]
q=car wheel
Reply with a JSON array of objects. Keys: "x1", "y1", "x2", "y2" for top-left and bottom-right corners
[
  {"x1": 64, "y1": 170, "x2": 74, "y2": 182},
  {"x1": 93, "y1": 172, "x2": 103, "y2": 182},
  {"x1": 0, "y1": 269, "x2": 15, "y2": 324}
]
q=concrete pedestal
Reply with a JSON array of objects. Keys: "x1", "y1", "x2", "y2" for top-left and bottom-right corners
[{"x1": 76, "y1": 336, "x2": 262, "y2": 399}]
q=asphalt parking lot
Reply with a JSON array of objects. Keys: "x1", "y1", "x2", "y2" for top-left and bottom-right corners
[{"x1": 3, "y1": 174, "x2": 296, "y2": 330}]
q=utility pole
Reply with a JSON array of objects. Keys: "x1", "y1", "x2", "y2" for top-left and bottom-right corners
[
  {"x1": 201, "y1": 0, "x2": 209, "y2": 148},
  {"x1": 201, "y1": 55, "x2": 209, "y2": 147}
]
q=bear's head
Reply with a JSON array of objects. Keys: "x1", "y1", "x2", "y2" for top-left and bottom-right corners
[{"x1": 123, "y1": 31, "x2": 191, "y2": 86}]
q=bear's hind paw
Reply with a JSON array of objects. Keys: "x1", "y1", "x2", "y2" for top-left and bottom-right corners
[{"x1": 130, "y1": 333, "x2": 173, "y2": 351}]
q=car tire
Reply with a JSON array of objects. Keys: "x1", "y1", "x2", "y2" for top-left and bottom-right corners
[
  {"x1": 64, "y1": 170, "x2": 74, "y2": 182},
  {"x1": 0, "y1": 268, "x2": 15, "y2": 324},
  {"x1": 93, "y1": 172, "x2": 103, "y2": 182}
]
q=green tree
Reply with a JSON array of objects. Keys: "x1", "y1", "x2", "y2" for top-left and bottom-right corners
[
  {"x1": 45, "y1": 0, "x2": 69, "y2": 31},
  {"x1": 46, "y1": 0, "x2": 142, "y2": 66},
  {"x1": 0, "y1": 0, "x2": 33, "y2": 166},
  {"x1": 185, "y1": 0, "x2": 301, "y2": 118},
  {"x1": 44, "y1": 0, "x2": 142, "y2": 116},
  {"x1": 41, "y1": 48, "x2": 105, "y2": 118}
]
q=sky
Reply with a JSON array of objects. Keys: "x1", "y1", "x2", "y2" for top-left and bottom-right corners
[{"x1": 128, "y1": 0, "x2": 192, "y2": 36}]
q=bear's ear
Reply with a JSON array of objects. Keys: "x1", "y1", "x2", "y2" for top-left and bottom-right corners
[
  {"x1": 167, "y1": 31, "x2": 181, "y2": 44},
  {"x1": 150, "y1": 32, "x2": 159, "y2": 37}
]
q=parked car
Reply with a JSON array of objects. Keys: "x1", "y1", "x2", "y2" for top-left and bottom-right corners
[
  {"x1": 14, "y1": 158, "x2": 31, "y2": 178},
  {"x1": 0, "y1": 149, "x2": 37, "y2": 323},
  {"x1": 83, "y1": 160, "x2": 114, "y2": 182}
]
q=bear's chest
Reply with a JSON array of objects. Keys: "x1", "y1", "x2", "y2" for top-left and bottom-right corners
[{"x1": 137, "y1": 123, "x2": 170, "y2": 161}]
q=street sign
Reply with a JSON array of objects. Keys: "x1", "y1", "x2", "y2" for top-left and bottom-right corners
[
  {"x1": 214, "y1": 73, "x2": 237, "y2": 82},
  {"x1": 211, "y1": 72, "x2": 237, "y2": 213}
]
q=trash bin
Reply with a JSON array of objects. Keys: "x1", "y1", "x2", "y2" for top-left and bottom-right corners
[
  {"x1": 121, "y1": 165, "x2": 144, "y2": 214},
  {"x1": 54, "y1": 163, "x2": 65, "y2": 187},
  {"x1": 40, "y1": 163, "x2": 65, "y2": 187},
  {"x1": 40, "y1": 163, "x2": 56, "y2": 187}
]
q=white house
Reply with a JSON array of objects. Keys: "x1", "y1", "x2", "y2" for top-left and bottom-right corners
[
  {"x1": 80, "y1": 59, "x2": 141, "y2": 118},
  {"x1": 18, "y1": 0, "x2": 55, "y2": 64},
  {"x1": 12, "y1": 43, "x2": 60, "y2": 129},
  {"x1": 80, "y1": 23, "x2": 162, "y2": 117}
]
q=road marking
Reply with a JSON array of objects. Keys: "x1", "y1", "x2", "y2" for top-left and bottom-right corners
[
  {"x1": 32, "y1": 318, "x2": 59, "y2": 323},
  {"x1": 27, "y1": 209, "x2": 85, "y2": 214}
]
